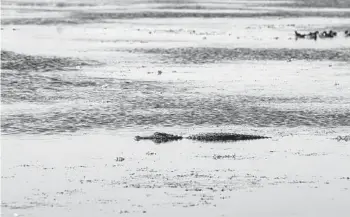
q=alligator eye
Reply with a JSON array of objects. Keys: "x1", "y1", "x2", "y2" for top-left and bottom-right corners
[{"x1": 135, "y1": 136, "x2": 141, "y2": 141}]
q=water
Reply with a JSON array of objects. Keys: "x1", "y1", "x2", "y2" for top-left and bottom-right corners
[{"x1": 1, "y1": 0, "x2": 350, "y2": 216}]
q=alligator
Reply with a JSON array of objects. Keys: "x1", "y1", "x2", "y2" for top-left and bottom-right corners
[
  {"x1": 135, "y1": 132, "x2": 183, "y2": 144},
  {"x1": 135, "y1": 132, "x2": 270, "y2": 144},
  {"x1": 187, "y1": 133, "x2": 269, "y2": 141}
]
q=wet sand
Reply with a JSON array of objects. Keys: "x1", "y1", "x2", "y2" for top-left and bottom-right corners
[{"x1": 1, "y1": 0, "x2": 350, "y2": 216}]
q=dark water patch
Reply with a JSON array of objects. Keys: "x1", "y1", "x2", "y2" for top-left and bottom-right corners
[
  {"x1": 1, "y1": 18, "x2": 86, "y2": 25},
  {"x1": 3, "y1": 10, "x2": 350, "y2": 25},
  {"x1": 72, "y1": 11, "x2": 283, "y2": 21},
  {"x1": 130, "y1": 47, "x2": 350, "y2": 64},
  {"x1": 0, "y1": 71, "x2": 169, "y2": 104},
  {"x1": 2, "y1": 0, "x2": 193, "y2": 7},
  {"x1": 254, "y1": 96, "x2": 348, "y2": 104},
  {"x1": 1, "y1": 50, "x2": 100, "y2": 72},
  {"x1": 72, "y1": 11, "x2": 350, "y2": 21},
  {"x1": 2, "y1": 86, "x2": 349, "y2": 134},
  {"x1": 2, "y1": 1, "x2": 96, "y2": 7},
  {"x1": 1, "y1": 72, "x2": 102, "y2": 103},
  {"x1": 200, "y1": 0, "x2": 350, "y2": 8},
  {"x1": 273, "y1": 0, "x2": 350, "y2": 8},
  {"x1": 2, "y1": 62, "x2": 349, "y2": 135}
]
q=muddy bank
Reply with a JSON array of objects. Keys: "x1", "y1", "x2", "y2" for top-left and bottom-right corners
[
  {"x1": 2, "y1": 1, "x2": 96, "y2": 7},
  {"x1": 129, "y1": 47, "x2": 350, "y2": 64}
]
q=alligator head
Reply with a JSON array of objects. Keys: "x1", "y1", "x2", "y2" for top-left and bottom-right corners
[{"x1": 135, "y1": 132, "x2": 183, "y2": 144}]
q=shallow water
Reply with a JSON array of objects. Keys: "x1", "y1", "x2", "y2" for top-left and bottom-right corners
[
  {"x1": 2, "y1": 131, "x2": 350, "y2": 217},
  {"x1": 1, "y1": 0, "x2": 350, "y2": 216}
]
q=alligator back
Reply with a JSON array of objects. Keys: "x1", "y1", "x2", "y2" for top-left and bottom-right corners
[{"x1": 187, "y1": 133, "x2": 269, "y2": 142}]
